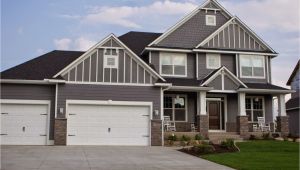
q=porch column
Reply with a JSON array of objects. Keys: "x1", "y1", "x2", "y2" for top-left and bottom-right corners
[
  {"x1": 237, "y1": 92, "x2": 249, "y2": 137},
  {"x1": 197, "y1": 91, "x2": 209, "y2": 138},
  {"x1": 276, "y1": 94, "x2": 289, "y2": 137}
]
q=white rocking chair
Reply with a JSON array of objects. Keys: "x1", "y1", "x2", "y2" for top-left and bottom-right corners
[
  {"x1": 257, "y1": 117, "x2": 270, "y2": 132},
  {"x1": 163, "y1": 116, "x2": 176, "y2": 132}
]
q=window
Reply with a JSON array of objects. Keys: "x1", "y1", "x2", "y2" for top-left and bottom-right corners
[
  {"x1": 163, "y1": 95, "x2": 187, "y2": 121},
  {"x1": 103, "y1": 48, "x2": 119, "y2": 68},
  {"x1": 206, "y1": 53, "x2": 221, "y2": 69},
  {"x1": 240, "y1": 55, "x2": 265, "y2": 78},
  {"x1": 245, "y1": 96, "x2": 264, "y2": 122},
  {"x1": 206, "y1": 15, "x2": 216, "y2": 26},
  {"x1": 160, "y1": 52, "x2": 187, "y2": 77}
]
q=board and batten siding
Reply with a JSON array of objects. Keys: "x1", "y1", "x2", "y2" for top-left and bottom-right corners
[
  {"x1": 62, "y1": 38, "x2": 157, "y2": 85},
  {"x1": 57, "y1": 84, "x2": 161, "y2": 119},
  {"x1": 0, "y1": 84, "x2": 55, "y2": 140},
  {"x1": 201, "y1": 20, "x2": 269, "y2": 52}
]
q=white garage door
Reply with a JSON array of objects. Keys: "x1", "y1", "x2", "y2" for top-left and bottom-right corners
[
  {"x1": 1, "y1": 102, "x2": 49, "y2": 145},
  {"x1": 67, "y1": 103, "x2": 150, "y2": 146}
]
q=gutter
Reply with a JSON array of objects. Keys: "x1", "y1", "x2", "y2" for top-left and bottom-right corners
[
  {"x1": 0, "y1": 79, "x2": 66, "y2": 85},
  {"x1": 237, "y1": 88, "x2": 295, "y2": 94}
]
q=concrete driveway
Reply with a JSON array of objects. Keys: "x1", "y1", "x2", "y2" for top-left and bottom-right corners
[{"x1": 1, "y1": 145, "x2": 233, "y2": 170}]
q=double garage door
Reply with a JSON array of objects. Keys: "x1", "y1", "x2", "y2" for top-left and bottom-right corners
[
  {"x1": 67, "y1": 102, "x2": 151, "y2": 146},
  {"x1": 1, "y1": 101, "x2": 49, "y2": 145}
]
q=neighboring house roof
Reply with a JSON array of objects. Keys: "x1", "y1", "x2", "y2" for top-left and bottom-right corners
[
  {"x1": 118, "y1": 31, "x2": 162, "y2": 56},
  {"x1": 287, "y1": 60, "x2": 300, "y2": 85},
  {"x1": 1, "y1": 50, "x2": 84, "y2": 80},
  {"x1": 286, "y1": 97, "x2": 300, "y2": 110}
]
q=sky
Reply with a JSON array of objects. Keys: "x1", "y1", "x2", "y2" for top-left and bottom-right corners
[{"x1": 1, "y1": 0, "x2": 299, "y2": 90}]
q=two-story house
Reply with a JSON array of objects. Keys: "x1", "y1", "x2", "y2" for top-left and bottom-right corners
[
  {"x1": 286, "y1": 60, "x2": 300, "y2": 137},
  {"x1": 0, "y1": 0, "x2": 293, "y2": 146}
]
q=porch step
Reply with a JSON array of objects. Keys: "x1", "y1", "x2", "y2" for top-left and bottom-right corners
[{"x1": 209, "y1": 132, "x2": 243, "y2": 144}]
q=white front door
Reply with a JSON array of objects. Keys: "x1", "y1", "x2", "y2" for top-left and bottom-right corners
[
  {"x1": 67, "y1": 103, "x2": 150, "y2": 146},
  {"x1": 1, "y1": 102, "x2": 49, "y2": 145}
]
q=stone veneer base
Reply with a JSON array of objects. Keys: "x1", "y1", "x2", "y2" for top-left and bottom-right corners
[
  {"x1": 277, "y1": 116, "x2": 289, "y2": 137},
  {"x1": 54, "y1": 118, "x2": 67, "y2": 145}
]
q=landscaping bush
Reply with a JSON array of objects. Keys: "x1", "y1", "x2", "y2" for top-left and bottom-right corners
[
  {"x1": 195, "y1": 134, "x2": 204, "y2": 140},
  {"x1": 249, "y1": 135, "x2": 256, "y2": 140},
  {"x1": 220, "y1": 139, "x2": 235, "y2": 149},
  {"x1": 167, "y1": 134, "x2": 177, "y2": 141},
  {"x1": 180, "y1": 135, "x2": 191, "y2": 141},
  {"x1": 262, "y1": 133, "x2": 272, "y2": 140},
  {"x1": 193, "y1": 144, "x2": 215, "y2": 154}
]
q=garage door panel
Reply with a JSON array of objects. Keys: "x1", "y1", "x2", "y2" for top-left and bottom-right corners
[
  {"x1": 1, "y1": 102, "x2": 49, "y2": 145},
  {"x1": 67, "y1": 103, "x2": 150, "y2": 146}
]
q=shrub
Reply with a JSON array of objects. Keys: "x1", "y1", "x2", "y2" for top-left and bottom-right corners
[
  {"x1": 249, "y1": 135, "x2": 256, "y2": 140},
  {"x1": 262, "y1": 133, "x2": 272, "y2": 140},
  {"x1": 180, "y1": 135, "x2": 191, "y2": 142},
  {"x1": 220, "y1": 139, "x2": 235, "y2": 149},
  {"x1": 193, "y1": 144, "x2": 215, "y2": 154},
  {"x1": 195, "y1": 134, "x2": 204, "y2": 140},
  {"x1": 167, "y1": 134, "x2": 177, "y2": 141}
]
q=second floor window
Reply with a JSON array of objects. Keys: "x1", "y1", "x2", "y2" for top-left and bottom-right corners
[
  {"x1": 240, "y1": 55, "x2": 265, "y2": 78},
  {"x1": 160, "y1": 52, "x2": 187, "y2": 77}
]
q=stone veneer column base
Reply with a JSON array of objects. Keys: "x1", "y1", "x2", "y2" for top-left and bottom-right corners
[
  {"x1": 54, "y1": 118, "x2": 67, "y2": 145},
  {"x1": 151, "y1": 120, "x2": 162, "y2": 146},
  {"x1": 197, "y1": 115, "x2": 209, "y2": 138},
  {"x1": 277, "y1": 116, "x2": 289, "y2": 137},
  {"x1": 236, "y1": 116, "x2": 249, "y2": 137}
]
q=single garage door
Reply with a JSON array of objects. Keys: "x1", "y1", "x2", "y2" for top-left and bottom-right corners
[
  {"x1": 67, "y1": 103, "x2": 151, "y2": 146},
  {"x1": 1, "y1": 101, "x2": 49, "y2": 145}
]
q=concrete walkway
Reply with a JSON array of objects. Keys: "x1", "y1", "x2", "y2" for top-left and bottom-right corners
[{"x1": 1, "y1": 145, "x2": 233, "y2": 170}]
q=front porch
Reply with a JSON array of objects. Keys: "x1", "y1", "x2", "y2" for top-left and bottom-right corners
[{"x1": 162, "y1": 90, "x2": 289, "y2": 139}]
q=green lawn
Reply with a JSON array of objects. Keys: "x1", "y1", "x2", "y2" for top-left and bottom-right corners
[{"x1": 202, "y1": 140, "x2": 299, "y2": 170}]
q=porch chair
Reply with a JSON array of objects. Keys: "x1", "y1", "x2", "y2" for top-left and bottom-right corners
[
  {"x1": 163, "y1": 116, "x2": 176, "y2": 132},
  {"x1": 252, "y1": 124, "x2": 259, "y2": 132},
  {"x1": 191, "y1": 123, "x2": 197, "y2": 132},
  {"x1": 257, "y1": 117, "x2": 270, "y2": 132}
]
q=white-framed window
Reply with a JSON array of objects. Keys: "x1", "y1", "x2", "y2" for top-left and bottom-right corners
[
  {"x1": 240, "y1": 55, "x2": 265, "y2": 78},
  {"x1": 160, "y1": 52, "x2": 187, "y2": 77},
  {"x1": 103, "y1": 48, "x2": 119, "y2": 68},
  {"x1": 245, "y1": 96, "x2": 265, "y2": 122},
  {"x1": 164, "y1": 95, "x2": 187, "y2": 122},
  {"x1": 206, "y1": 53, "x2": 221, "y2": 69},
  {"x1": 206, "y1": 15, "x2": 216, "y2": 26}
]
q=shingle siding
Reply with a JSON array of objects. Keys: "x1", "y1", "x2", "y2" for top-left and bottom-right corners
[{"x1": 0, "y1": 84, "x2": 56, "y2": 140}]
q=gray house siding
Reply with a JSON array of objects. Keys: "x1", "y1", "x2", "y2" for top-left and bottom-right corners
[
  {"x1": 197, "y1": 53, "x2": 236, "y2": 80},
  {"x1": 57, "y1": 84, "x2": 161, "y2": 119},
  {"x1": 156, "y1": 10, "x2": 229, "y2": 48},
  {"x1": 287, "y1": 109, "x2": 300, "y2": 137},
  {"x1": 207, "y1": 75, "x2": 222, "y2": 90},
  {"x1": 0, "y1": 84, "x2": 55, "y2": 140},
  {"x1": 224, "y1": 75, "x2": 239, "y2": 90}
]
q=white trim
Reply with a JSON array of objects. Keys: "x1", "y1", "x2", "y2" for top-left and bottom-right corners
[
  {"x1": 103, "y1": 53, "x2": 119, "y2": 69},
  {"x1": 89, "y1": 56, "x2": 91, "y2": 82},
  {"x1": 144, "y1": 47, "x2": 192, "y2": 53},
  {"x1": 54, "y1": 83, "x2": 58, "y2": 118},
  {"x1": 286, "y1": 107, "x2": 300, "y2": 111},
  {"x1": 123, "y1": 50, "x2": 126, "y2": 83},
  {"x1": 199, "y1": 91, "x2": 207, "y2": 115},
  {"x1": 206, "y1": 53, "x2": 221, "y2": 69},
  {"x1": 209, "y1": 90, "x2": 237, "y2": 93},
  {"x1": 238, "y1": 88, "x2": 294, "y2": 94},
  {"x1": 66, "y1": 99, "x2": 153, "y2": 146},
  {"x1": 236, "y1": 54, "x2": 239, "y2": 77},
  {"x1": 206, "y1": 15, "x2": 216, "y2": 26},
  {"x1": 0, "y1": 99, "x2": 52, "y2": 145},
  {"x1": 54, "y1": 34, "x2": 165, "y2": 82},
  {"x1": 266, "y1": 56, "x2": 269, "y2": 83},
  {"x1": 96, "y1": 50, "x2": 98, "y2": 82},
  {"x1": 239, "y1": 54, "x2": 266, "y2": 79},
  {"x1": 245, "y1": 96, "x2": 265, "y2": 122},
  {"x1": 163, "y1": 94, "x2": 188, "y2": 122},
  {"x1": 65, "y1": 81, "x2": 153, "y2": 86},
  {"x1": 192, "y1": 49, "x2": 277, "y2": 56},
  {"x1": 196, "y1": 53, "x2": 199, "y2": 79},
  {"x1": 277, "y1": 94, "x2": 287, "y2": 116},
  {"x1": 154, "y1": 83, "x2": 173, "y2": 87},
  {"x1": 238, "y1": 92, "x2": 246, "y2": 116},
  {"x1": 0, "y1": 79, "x2": 49, "y2": 84},
  {"x1": 148, "y1": 0, "x2": 232, "y2": 46},
  {"x1": 149, "y1": 51, "x2": 152, "y2": 63},
  {"x1": 170, "y1": 86, "x2": 213, "y2": 91},
  {"x1": 159, "y1": 52, "x2": 187, "y2": 77},
  {"x1": 221, "y1": 71, "x2": 224, "y2": 90}
]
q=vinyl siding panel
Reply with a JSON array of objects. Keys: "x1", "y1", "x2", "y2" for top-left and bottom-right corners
[
  {"x1": 224, "y1": 75, "x2": 239, "y2": 90},
  {"x1": 90, "y1": 53, "x2": 97, "y2": 82},
  {"x1": 57, "y1": 84, "x2": 161, "y2": 119},
  {"x1": 207, "y1": 75, "x2": 222, "y2": 90},
  {"x1": 0, "y1": 84, "x2": 55, "y2": 140}
]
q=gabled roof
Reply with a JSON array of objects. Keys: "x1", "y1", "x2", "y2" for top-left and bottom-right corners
[
  {"x1": 54, "y1": 34, "x2": 165, "y2": 81},
  {"x1": 200, "y1": 66, "x2": 247, "y2": 88},
  {"x1": 196, "y1": 17, "x2": 276, "y2": 53},
  {"x1": 148, "y1": 0, "x2": 232, "y2": 47},
  {"x1": 1, "y1": 50, "x2": 84, "y2": 80},
  {"x1": 287, "y1": 60, "x2": 300, "y2": 85},
  {"x1": 118, "y1": 31, "x2": 162, "y2": 56}
]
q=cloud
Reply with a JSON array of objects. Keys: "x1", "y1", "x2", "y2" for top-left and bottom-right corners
[
  {"x1": 53, "y1": 37, "x2": 96, "y2": 51},
  {"x1": 59, "y1": 14, "x2": 81, "y2": 19},
  {"x1": 80, "y1": 0, "x2": 197, "y2": 28},
  {"x1": 54, "y1": 38, "x2": 72, "y2": 50},
  {"x1": 221, "y1": 0, "x2": 300, "y2": 32}
]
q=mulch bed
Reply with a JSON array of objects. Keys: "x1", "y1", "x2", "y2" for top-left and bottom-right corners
[{"x1": 179, "y1": 144, "x2": 238, "y2": 156}]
